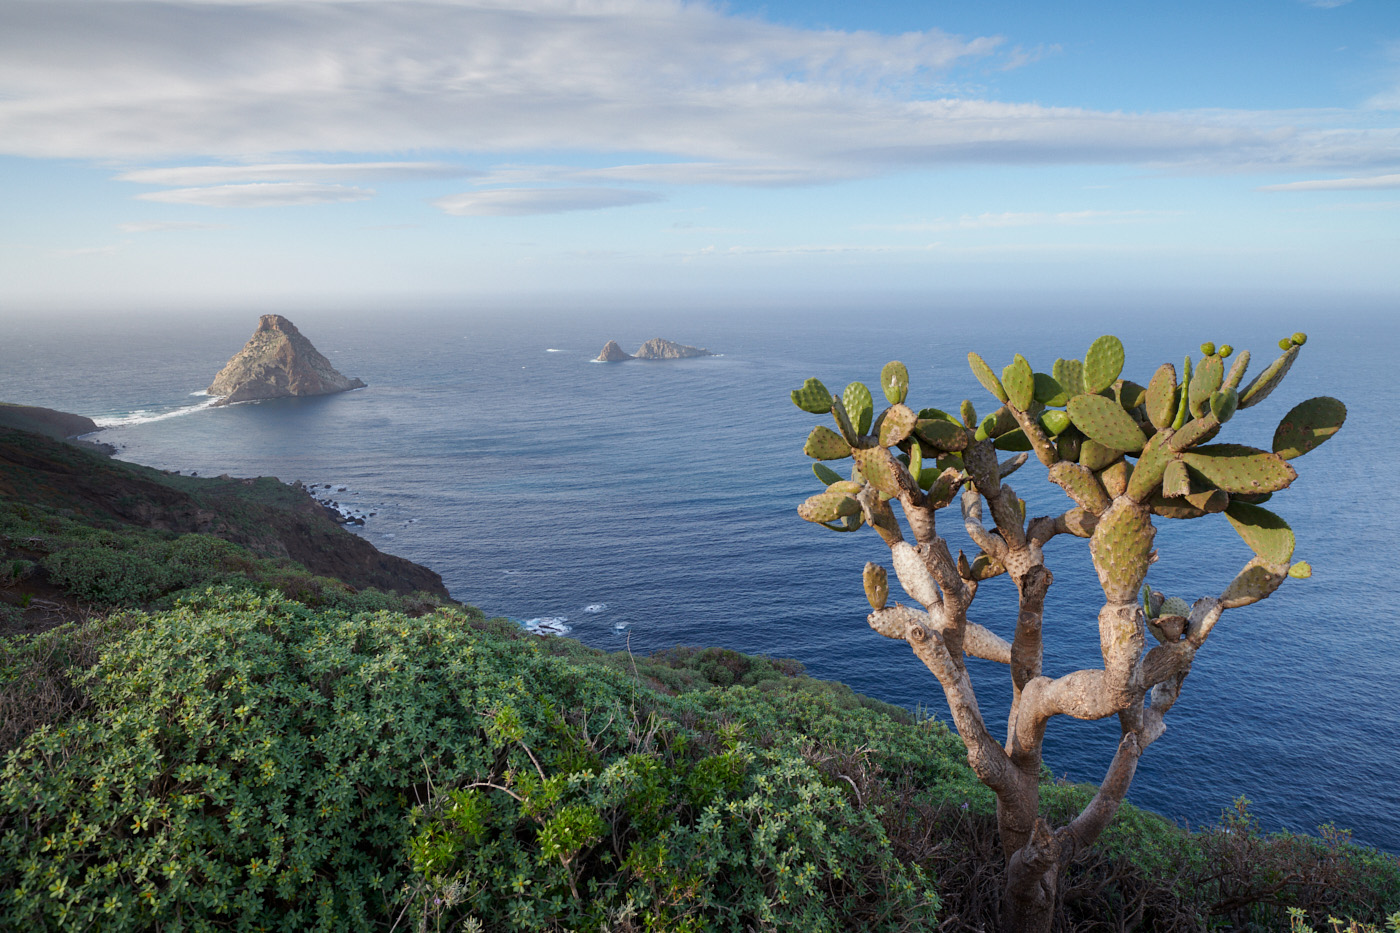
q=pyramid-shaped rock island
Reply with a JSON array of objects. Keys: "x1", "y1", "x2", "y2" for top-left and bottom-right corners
[{"x1": 208, "y1": 314, "x2": 366, "y2": 406}]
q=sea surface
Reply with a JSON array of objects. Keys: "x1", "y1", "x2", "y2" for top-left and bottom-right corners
[{"x1": 3, "y1": 302, "x2": 1397, "y2": 852}]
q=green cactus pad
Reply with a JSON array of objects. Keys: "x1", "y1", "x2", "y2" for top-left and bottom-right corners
[
  {"x1": 1231, "y1": 491, "x2": 1272, "y2": 504},
  {"x1": 826, "y1": 480, "x2": 864, "y2": 497},
  {"x1": 1056, "y1": 430, "x2": 1083, "y2": 464},
  {"x1": 1116, "y1": 380, "x2": 1148, "y2": 412},
  {"x1": 1161, "y1": 458, "x2": 1191, "y2": 498},
  {"x1": 881, "y1": 361, "x2": 910, "y2": 405},
  {"x1": 798, "y1": 490, "x2": 862, "y2": 523},
  {"x1": 1100, "y1": 459, "x2": 1131, "y2": 498},
  {"x1": 1090, "y1": 499, "x2": 1155, "y2": 603},
  {"x1": 1049, "y1": 461, "x2": 1112, "y2": 513},
  {"x1": 1289, "y1": 560, "x2": 1312, "y2": 579},
  {"x1": 1224, "y1": 501, "x2": 1295, "y2": 565},
  {"x1": 1220, "y1": 556, "x2": 1286, "y2": 609},
  {"x1": 914, "y1": 418, "x2": 969, "y2": 452},
  {"x1": 864, "y1": 562, "x2": 889, "y2": 611},
  {"x1": 968, "y1": 351, "x2": 1008, "y2": 403},
  {"x1": 1223, "y1": 350, "x2": 1250, "y2": 391},
  {"x1": 1272, "y1": 396, "x2": 1346, "y2": 459},
  {"x1": 1142, "y1": 584, "x2": 1154, "y2": 619},
  {"x1": 879, "y1": 403, "x2": 918, "y2": 447},
  {"x1": 1126, "y1": 432, "x2": 1172, "y2": 502},
  {"x1": 1160, "y1": 596, "x2": 1191, "y2": 618},
  {"x1": 1147, "y1": 494, "x2": 1207, "y2": 520},
  {"x1": 812, "y1": 462, "x2": 844, "y2": 486},
  {"x1": 830, "y1": 394, "x2": 860, "y2": 445},
  {"x1": 1083, "y1": 335, "x2": 1126, "y2": 394},
  {"x1": 1052, "y1": 358, "x2": 1086, "y2": 399},
  {"x1": 804, "y1": 425, "x2": 853, "y2": 461},
  {"x1": 1040, "y1": 409, "x2": 1072, "y2": 436},
  {"x1": 1033, "y1": 372, "x2": 1071, "y2": 407},
  {"x1": 790, "y1": 377, "x2": 833, "y2": 414},
  {"x1": 1068, "y1": 393, "x2": 1147, "y2": 453},
  {"x1": 1239, "y1": 345, "x2": 1299, "y2": 410},
  {"x1": 1167, "y1": 415, "x2": 1220, "y2": 452},
  {"x1": 994, "y1": 428, "x2": 1032, "y2": 452},
  {"x1": 959, "y1": 399, "x2": 977, "y2": 428},
  {"x1": 820, "y1": 513, "x2": 865, "y2": 533},
  {"x1": 843, "y1": 381, "x2": 874, "y2": 434},
  {"x1": 907, "y1": 439, "x2": 923, "y2": 479},
  {"x1": 1189, "y1": 354, "x2": 1224, "y2": 418},
  {"x1": 1210, "y1": 388, "x2": 1239, "y2": 424},
  {"x1": 1001, "y1": 354, "x2": 1035, "y2": 411},
  {"x1": 1079, "y1": 440, "x2": 1122, "y2": 471},
  {"x1": 1144, "y1": 363, "x2": 1179, "y2": 430},
  {"x1": 917, "y1": 407, "x2": 960, "y2": 424},
  {"x1": 1181, "y1": 444, "x2": 1297, "y2": 494},
  {"x1": 1184, "y1": 488, "x2": 1229, "y2": 513},
  {"x1": 853, "y1": 446, "x2": 909, "y2": 497}
]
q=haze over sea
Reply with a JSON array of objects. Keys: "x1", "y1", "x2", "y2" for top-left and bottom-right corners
[{"x1": 3, "y1": 300, "x2": 1397, "y2": 853}]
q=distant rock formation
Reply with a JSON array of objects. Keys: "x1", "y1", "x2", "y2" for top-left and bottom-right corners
[
  {"x1": 595, "y1": 340, "x2": 633, "y2": 362},
  {"x1": 208, "y1": 315, "x2": 365, "y2": 405},
  {"x1": 595, "y1": 338, "x2": 712, "y2": 362}
]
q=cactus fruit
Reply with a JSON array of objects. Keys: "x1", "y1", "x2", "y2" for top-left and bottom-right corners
[
  {"x1": 844, "y1": 382, "x2": 875, "y2": 434},
  {"x1": 863, "y1": 562, "x2": 889, "y2": 610},
  {"x1": 1159, "y1": 596, "x2": 1191, "y2": 618},
  {"x1": 1291, "y1": 332, "x2": 1307, "y2": 346},
  {"x1": 1052, "y1": 358, "x2": 1086, "y2": 399},
  {"x1": 1240, "y1": 345, "x2": 1298, "y2": 409},
  {"x1": 1272, "y1": 396, "x2": 1346, "y2": 459},
  {"x1": 1126, "y1": 433, "x2": 1171, "y2": 502},
  {"x1": 1049, "y1": 461, "x2": 1112, "y2": 513},
  {"x1": 1002, "y1": 354, "x2": 1035, "y2": 411},
  {"x1": 1189, "y1": 354, "x2": 1224, "y2": 418},
  {"x1": 881, "y1": 361, "x2": 910, "y2": 405},
  {"x1": 1090, "y1": 499, "x2": 1155, "y2": 603},
  {"x1": 804, "y1": 425, "x2": 852, "y2": 460},
  {"x1": 879, "y1": 403, "x2": 918, "y2": 447},
  {"x1": 1219, "y1": 345, "x2": 1233, "y2": 359},
  {"x1": 1200, "y1": 342, "x2": 1216, "y2": 357},
  {"x1": 1034, "y1": 372, "x2": 1071, "y2": 407},
  {"x1": 791, "y1": 377, "x2": 833, "y2": 413},
  {"x1": 1068, "y1": 394, "x2": 1147, "y2": 453},
  {"x1": 1181, "y1": 444, "x2": 1297, "y2": 494},
  {"x1": 1221, "y1": 556, "x2": 1286, "y2": 608},
  {"x1": 1278, "y1": 338, "x2": 1292, "y2": 351},
  {"x1": 915, "y1": 418, "x2": 969, "y2": 452},
  {"x1": 853, "y1": 445, "x2": 911, "y2": 497},
  {"x1": 969, "y1": 351, "x2": 1009, "y2": 403},
  {"x1": 1210, "y1": 388, "x2": 1239, "y2": 424},
  {"x1": 1084, "y1": 335, "x2": 1126, "y2": 394},
  {"x1": 798, "y1": 490, "x2": 862, "y2": 523},
  {"x1": 1145, "y1": 363, "x2": 1179, "y2": 430},
  {"x1": 812, "y1": 462, "x2": 844, "y2": 486},
  {"x1": 1224, "y1": 501, "x2": 1295, "y2": 565},
  {"x1": 1162, "y1": 458, "x2": 1191, "y2": 499},
  {"x1": 1040, "y1": 409, "x2": 1072, "y2": 436},
  {"x1": 1289, "y1": 560, "x2": 1312, "y2": 579}
]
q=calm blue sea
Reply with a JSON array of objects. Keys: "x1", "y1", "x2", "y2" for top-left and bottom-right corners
[{"x1": 3, "y1": 302, "x2": 1397, "y2": 852}]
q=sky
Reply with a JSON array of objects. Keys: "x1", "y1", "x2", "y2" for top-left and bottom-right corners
[{"x1": 1, "y1": 0, "x2": 1398, "y2": 313}]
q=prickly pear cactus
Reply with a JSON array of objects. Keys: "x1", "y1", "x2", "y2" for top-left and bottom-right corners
[
  {"x1": 1272, "y1": 397, "x2": 1346, "y2": 459},
  {"x1": 1083, "y1": 335, "x2": 1125, "y2": 395},
  {"x1": 969, "y1": 352, "x2": 1008, "y2": 403},
  {"x1": 1002, "y1": 354, "x2": 1035, "y2": 411},
  {"x1": 1067, "y1": 394, "x2": 1147, "y2": 453},
  {"x1": 791, "y1": 378, "x2": 833, "y2": 414},
  {"x1": 863, "y1": 562, "x2": 889, "y2": 610},
  {"x1": 881, "y1": 361, "x2": 910, "y2": 405},
  {"x1": 844, "y1": 382, "x2": 874, "y2": 435}
]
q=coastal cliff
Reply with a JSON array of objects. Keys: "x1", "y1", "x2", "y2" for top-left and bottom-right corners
[{"x1": 208, "y1": 314, "x2": 365, "y2": 405}]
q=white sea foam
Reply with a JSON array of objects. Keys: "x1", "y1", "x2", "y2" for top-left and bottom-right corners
[
  {"x1": 583, "y1": 603, "x2": 607, "y2": 613},
  {"x1": 545, "y1": 348, "x2": 565, "y2": 353},
  {"x1": 521, "y1": 616, "x2": 571, "y2": 636},
  {"x1": 612, "y1": 621, "x2": 629, "y2": 632},
  {"x1": 94, "y1": 396, "x2": 219, "y2": 427}
]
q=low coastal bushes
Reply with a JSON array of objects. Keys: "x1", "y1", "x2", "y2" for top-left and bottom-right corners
[{"x1": 1, "y1": 586, "x2": 1397, "y2": 931}]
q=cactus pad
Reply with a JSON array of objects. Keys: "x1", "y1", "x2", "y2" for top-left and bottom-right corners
[
  {"x1": 1223, "y1": 350, "x2": 1250, "y2": 391},
  {"x1": 1068, "y1": 394, "x2": 1147, "y2": 453},
  {"x1": 915, "y1": 418, "x2": 969, "y2": 452},
  {"x1": 863, "y1": 562, "x2": 889, "y2": 611},
  {"x1": 1167, "y1": 415, "x2": 1220, "y2": 452},
  {"x1": 1049, "y1": 461, "x2": 1112, "y2": 513},
  {"x1": 1160, "y1": 596, "x2": 1191, "y2": 618},
  {"x1": 1090, "y1": 499, "x2": 1156, "y2": 603},
  {"x1": 1116, "y1": 380, "x2": 1148, "y2": 412},
  {"x1": 907, "y1": 439, "x2": 923, "y2": 478},
  {"x1": 791, "y1": 377, "x2": 833, "y2": 414},
  {"x1": 880, "y1": 361, "x2": 909, "y2": 405},
  {"x1": 853, "y1": 445, "x2": 910, "y2": 497},
  {"x1": 821, "y1": 513, "x2": 865, "y2": 533},
  {"x1": 1034, "y1": 372, "x2": 1071, "y2": 407},
  {"x1": 1162, "y1": 458, "x2": 1191, "y2": 498},
  {"x1": 1224, "y1": 501, "x2": 1295, "y2": 564},
  {"x1": 1147, "y1": 494, "x2": 1206, "y2": 520},
  {"x1": 1289, "y1": 560, "x2": 1312, "y2": 579},
  {"x1": 960, "y1": 399, "x2": 977, "y2": 428},
  {"x1": 968, "y1": 351, "x2": 1008, "y2": 403},
  {"x1": 1040, "y1": 409, "x2": 1072, "y2": 436},
  {"x1": 1057, "y1": 430, "x2": 1083, "y2": 464},
  {"x1": 843, "y1": 381, "x2": 874, "y2": 434},
  {"x1": 1239, "y1": 345, "x2": 1299, "y2": 409},
  {"x1": 1184, "y1": 488, "x2": 1228, "y2": 513},
  {"x1": 812, "y1": 462, "x2": 843, "y2": 486},
  {"x1": 879, "y1": 403, "x2": 918, "y2": 447},
  {"x1": 1272, "y1": 396, "x2": 1346, "y2": 459},
  {"x1": 1181, "y1": 444, "x2": 1297, "y2": 494},
  {"x1": 1083, "y1": 335, "x2": 1126, "y2": 394},
  {"x1": 1052, "y1": 358, "x2": 1086, "y2": 399},
  {"x1": 830, "y1": 394, "x2": 860, "y2": 445},
  {"x1": 1189, "y1": 354, "x2": 1224, "y2": 418},
  {"x1": 798, "y1": 490, "x2": 861, "y2": 523},
  {"x1": 1220, "y1": 556, "x2": 1286, "y2": 609},
  {"x1": 1144, "y1": 363, "x2": 1179, "y2": 430},
  {"x1": 994, "y1": 428, "x2": 1032, "y2": 452},
  {"x1": 1079, "y1": 439, "x2": 1122, "y2": 471},
  {"x1": 1210, "y1": 388, "x2": 1239, "y2": 424},
  {"x1": 804, "y1": 425, "x2": 852, "y2": 461},
  {"x1": 1101, "y1": 459, "x2": 1131, "y2": 498},
  {"x1": 918, "y1": 407, "x2": 960, "y2": 424},
  {"x1": 1002, "y1": 354, "x2": 1035, "y2": 411},
  {"x1": 1126, "y1": 432, "x2": 1171, "y2": 502}
]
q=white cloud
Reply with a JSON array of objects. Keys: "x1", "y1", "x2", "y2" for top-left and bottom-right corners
[
  {"x1": 118, "y1": 220, "x2": 227, "y2": 233},
  {"x1": 136, "y1": 183, "x2": 375, "y2": 207},
  {"x1": 1259, "y1": 173, "x2": 1400, "y2": 192},
  {"x1": 865, "y1": 209, "x2": 1178, "y2": 232},
  {"x1": 117, "y1": 162, "x2": 474, "y2": 186},
  {"x1": 434, "y1": 187, "x2": 661, "y2": 216},
  {"x1": 1300, "y1": 0, "x2": 1352, "y2": 7}
]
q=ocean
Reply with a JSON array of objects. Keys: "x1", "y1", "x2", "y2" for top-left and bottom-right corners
[{"x1": 3, "y1": 300, "x2": 1397, "y2": 852}]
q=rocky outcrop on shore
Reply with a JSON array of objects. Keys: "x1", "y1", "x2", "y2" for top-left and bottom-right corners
[
  {"x1": 595, "y1": 338, "x2": 712, "y2": 362},
  {"x1": 208, "y1": 315, "x2": 366, "y2": 405},
  {"x1": 0, "y1": 403, "x2": 114, "y2": 455}
]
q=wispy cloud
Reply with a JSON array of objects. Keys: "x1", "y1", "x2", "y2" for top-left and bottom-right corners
[
  {"x1": 118, "y1": 220, "x2": 227, "y2": 233},
  {"x1": 136, "y1": 183, "x2": 375, "y2": 208},
  {"x1": 1259, "y1": 173, "x2": 1400, "y2": 192},
  {"x1": 1300, "y1": 0, "x2": 1352, "y2": 8},
  {"x1": 434, "y1": 187, "x2": 661, "y2": 216},
  {"x1": 117, "y1": 162, "x2": 475, "y2": 186},
  {"x1": 863, "y1": 209, "x2": 1178, "y2": 232}
]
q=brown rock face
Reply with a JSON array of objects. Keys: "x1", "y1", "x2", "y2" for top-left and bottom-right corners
[
  {"x1": 595, "y1": 340, "x2": 634, "y2": 362},
  {"x1": 208, "y1": 315, "x2": 366, "y2": 405},
  {"x1": 633, "y1": 338, "x2": 711, "y2": 360}
]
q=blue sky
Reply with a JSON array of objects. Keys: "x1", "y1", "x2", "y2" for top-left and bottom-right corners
[{"x1": 1, "y1": 0, "x2": 1397, "y2": 312}]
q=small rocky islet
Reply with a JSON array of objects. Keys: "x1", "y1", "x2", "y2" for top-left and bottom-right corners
[
  {"x1": 595, "y1": 337, "x2": 712, "y2": 362},
  {"x1": 208, "y1": 314, "x2": 365, "y2": 405}
]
